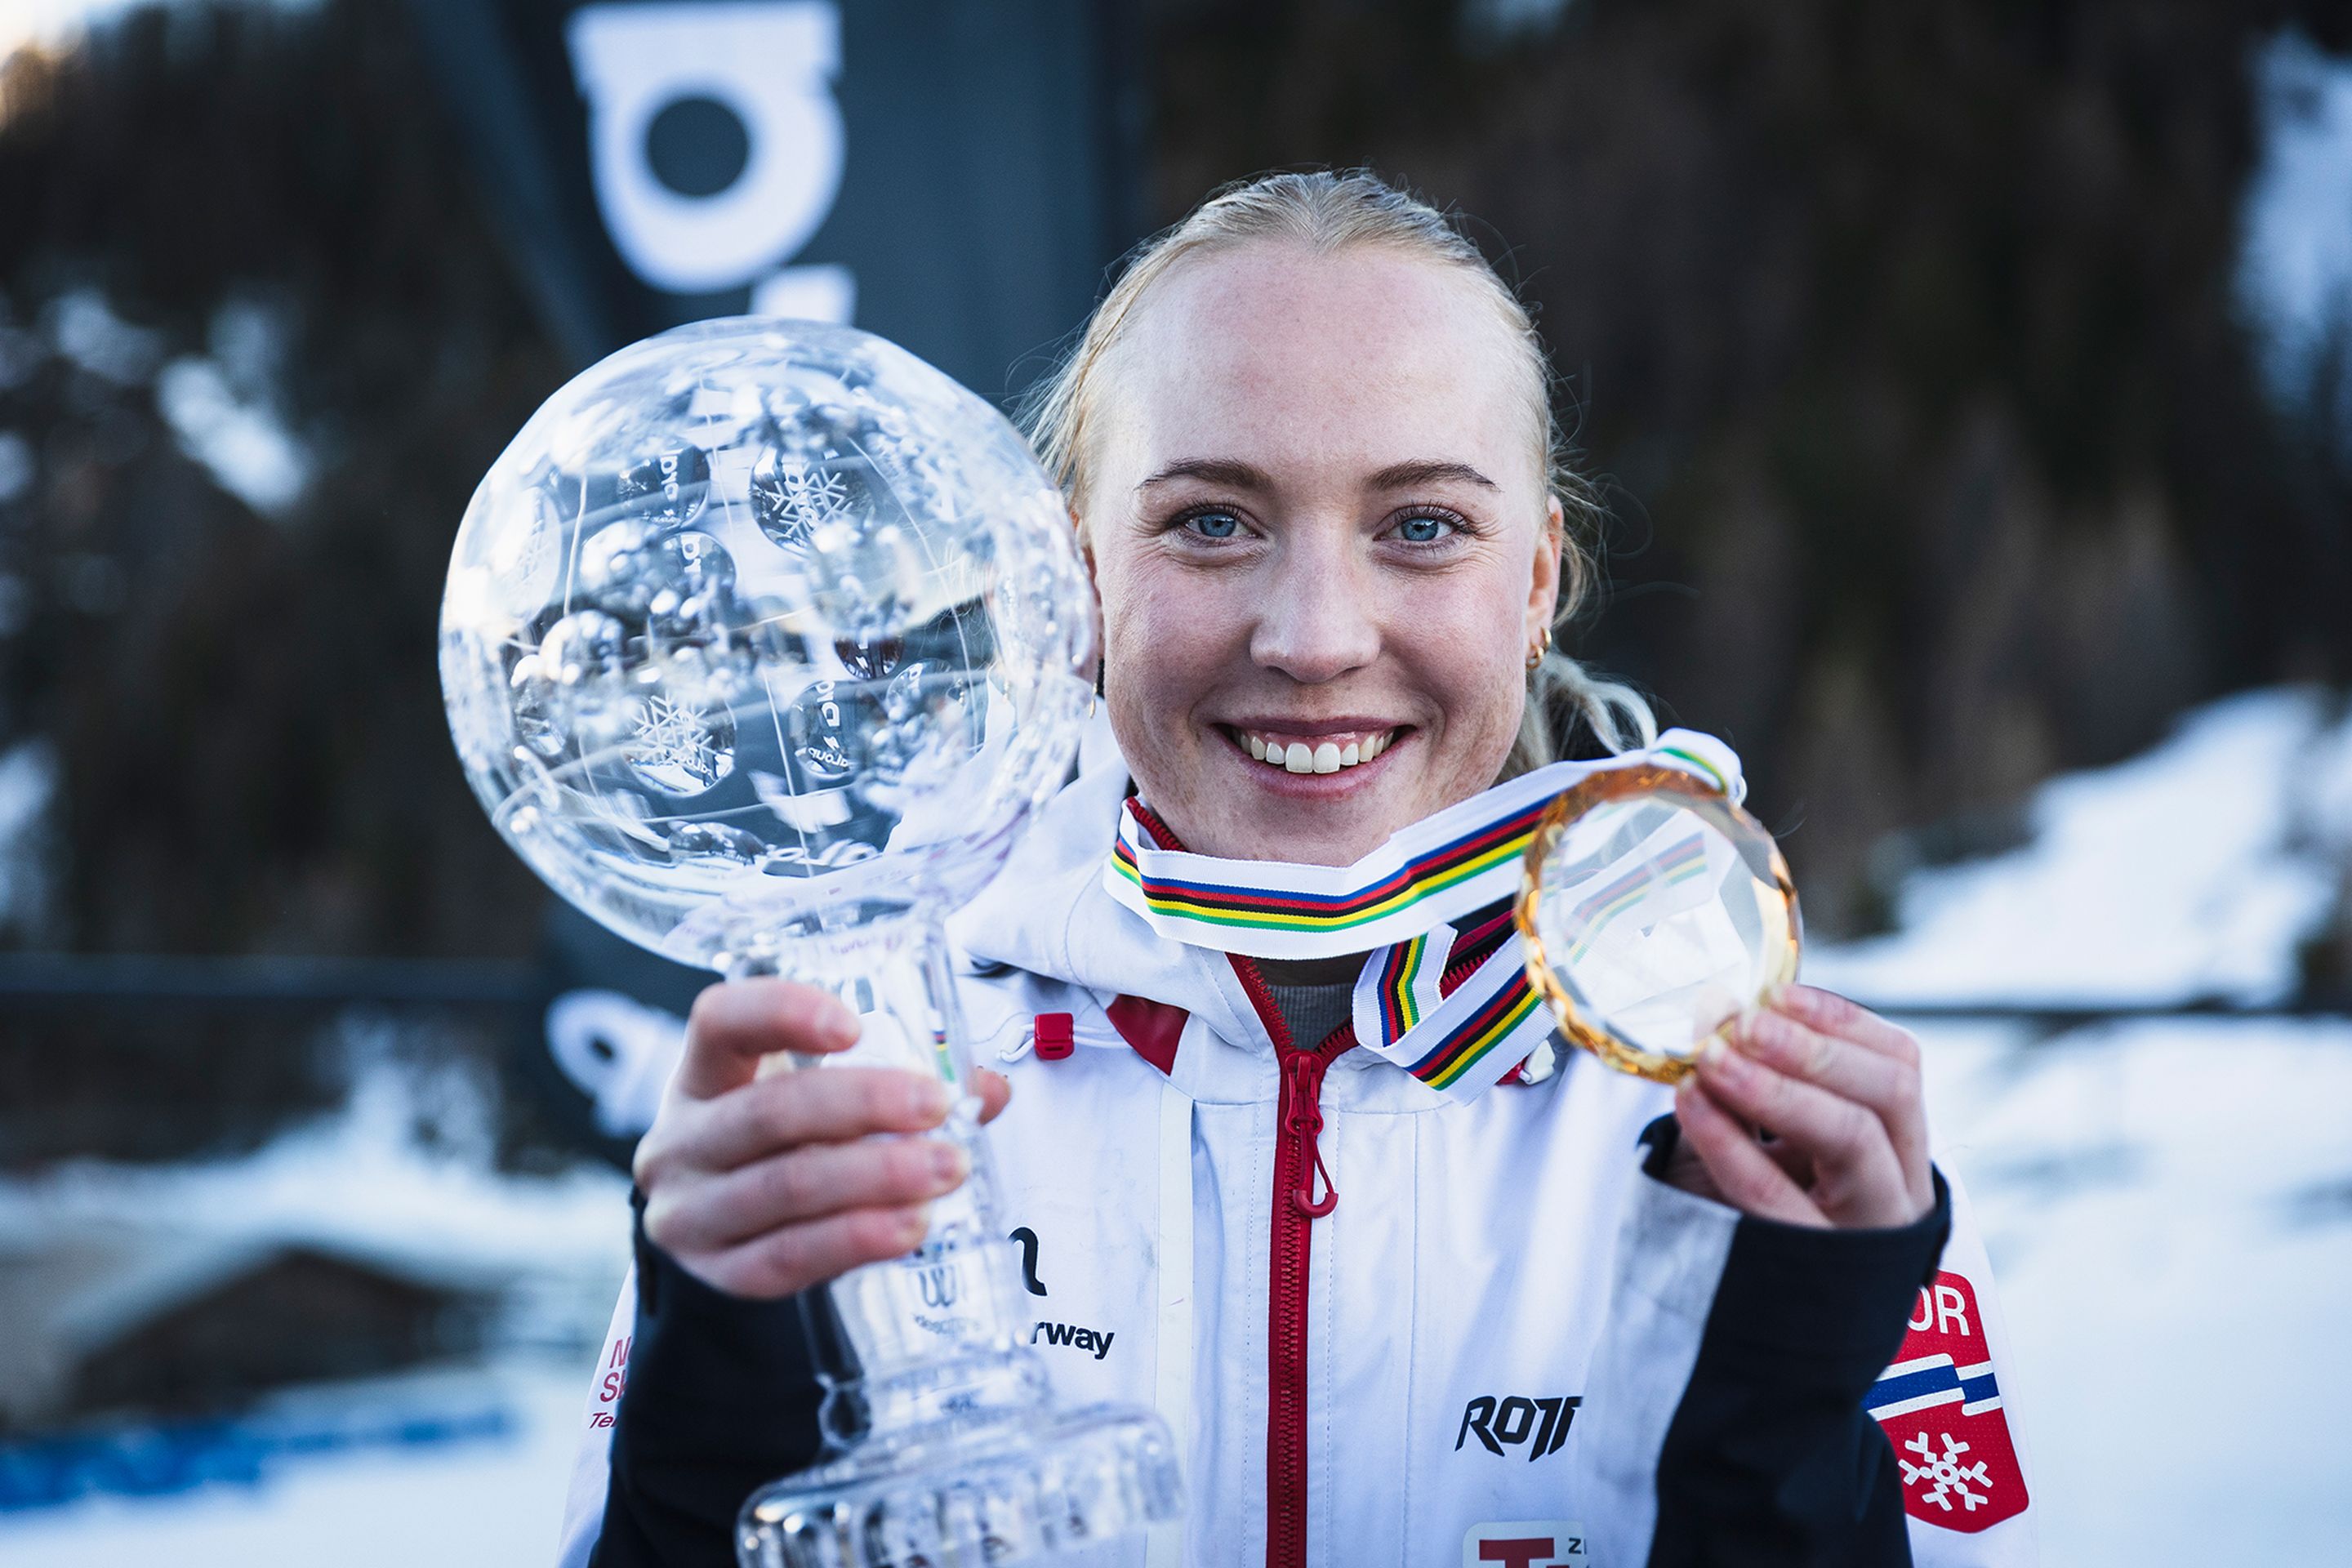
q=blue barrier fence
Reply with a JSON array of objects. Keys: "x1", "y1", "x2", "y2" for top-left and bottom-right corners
[{"x1": 0, "y1": 1392, "x2": 514, "y2": 1514}]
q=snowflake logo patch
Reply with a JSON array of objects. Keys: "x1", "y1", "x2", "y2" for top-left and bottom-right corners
[
  {"x1": 1866, "y1": 1270, "x2": 2029, "y2": 1533},
  {"x1": 1899, "y1": 1430, "x2": 1994, "y2": 1513}
]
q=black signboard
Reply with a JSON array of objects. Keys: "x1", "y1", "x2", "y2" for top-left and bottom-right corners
[
  {"x1": 403, "y1": 0, "x2": 1143, "y2": 403},
  {"x1": 402, "y1": 0, "x2": 1142, "y2": 1150}
]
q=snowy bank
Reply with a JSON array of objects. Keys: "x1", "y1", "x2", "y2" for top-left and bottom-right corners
[
  {"x1": 1811, "y1": 688, "x2": 2352, "y2": 1566},
  {"x1": 1808, "y1": 688, "x2": 2346, "y2": 1007}
]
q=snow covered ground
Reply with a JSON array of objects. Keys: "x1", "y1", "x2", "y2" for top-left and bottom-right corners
[
  {"x1": 0, "y1": 1044, "x2": 632, "y2": 1566},
  {"x1": 0, "y1": 1036, "x2": 635, "y2": 1347},
  {"x1": 0, "y1": 1358, "x2": 598, "y2": 1568},
  {"x1": 1809, "y1": 688, "x2": 2352, "y2": 1564},
  {"x1": 1907, "y1": 1020, "x2": 2352, "y2": 1564},
  {"x1": 2, "y1": 688, "x2": 2348, "y2": 1564}
]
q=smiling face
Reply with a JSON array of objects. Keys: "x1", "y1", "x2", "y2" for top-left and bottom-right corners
[{"x1": 1083, "y1": 241, "x2": 1562, "y2": 865}]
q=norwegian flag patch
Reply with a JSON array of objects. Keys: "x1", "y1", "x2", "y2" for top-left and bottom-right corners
[{"x1": 1867, "y1": 1270, "x2": 2029, "y2": 1532}]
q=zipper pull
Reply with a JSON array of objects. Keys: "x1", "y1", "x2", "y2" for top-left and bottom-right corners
[{"x1": 1280, "y1": 1050, "x2": 1339, "y2": 1218}]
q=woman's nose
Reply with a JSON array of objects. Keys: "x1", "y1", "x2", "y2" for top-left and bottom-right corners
[{"x1": 1249, "y1": 541, "x2": 1379, "y2": 684}]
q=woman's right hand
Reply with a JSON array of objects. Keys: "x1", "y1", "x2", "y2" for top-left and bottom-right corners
[{"x1": 632, "y1": 978, "x2": 1012, "y2": 1299}]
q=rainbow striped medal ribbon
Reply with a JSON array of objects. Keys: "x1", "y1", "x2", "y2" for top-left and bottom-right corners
[
  {"x1": 1105, "y1": 732, "x2": 1743, "y2": 1103},
  {"x1": 1345, "y1": 922, "x2": 1552, "y2": 1102}
]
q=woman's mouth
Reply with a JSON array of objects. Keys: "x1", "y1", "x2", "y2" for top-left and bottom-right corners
[{"x1": 1226, "y1": 725, "x2": 1402, "y2": 775}]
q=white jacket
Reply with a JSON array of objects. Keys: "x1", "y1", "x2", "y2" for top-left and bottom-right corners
[{"x1": 559, "y1": 737, "x2": 2038, "y2": 1568}]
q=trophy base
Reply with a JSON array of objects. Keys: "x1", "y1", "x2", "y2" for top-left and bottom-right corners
[{"x1": 737, "y1": 1401, "x2": 1181, "y2": 1567}]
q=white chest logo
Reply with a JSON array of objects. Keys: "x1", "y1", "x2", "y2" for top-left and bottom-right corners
[{"x1": 1462, "y1": 1521, "x2": 1590, "y2": 1568}]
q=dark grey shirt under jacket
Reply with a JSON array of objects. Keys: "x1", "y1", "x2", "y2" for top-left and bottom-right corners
[{"x1": 1265, "y1": 980, "x2": 1355, "y2": 1051}]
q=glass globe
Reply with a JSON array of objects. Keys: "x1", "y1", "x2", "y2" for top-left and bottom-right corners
[
  {"x1": 1517, "y1": 765, "x2": 1802, "y2": 1082},
  {"x1": 439, "y1": 317, "x2": 1096, "y2": 972},
  {"x1": 439, "y1": 319, "x2": 1174, "y2": 1568}
]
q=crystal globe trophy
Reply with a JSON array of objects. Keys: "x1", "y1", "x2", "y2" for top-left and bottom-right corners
[
  {"x1": 1516, "y1": 762, "x2": 1802, "y2": 1082},
  {"x1": 439, "y1": 318, "x2": 1180, "y2": 1566}
]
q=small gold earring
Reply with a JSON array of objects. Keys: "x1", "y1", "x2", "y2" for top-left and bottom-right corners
[{"x1": 1526, "y1": 626, "x2": 1552, "y2": 671}]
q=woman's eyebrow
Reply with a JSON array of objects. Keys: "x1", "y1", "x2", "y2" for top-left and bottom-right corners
[
  {"x1": 1135, "y1": 458, "x2": 1498, "y2": 492},
  {"x1": 1136, "y1": 457, "x2": 1271, "y2": 492},
  {"x1": 1366, "y1": 460, "x2": 1498, "y2": 492}
]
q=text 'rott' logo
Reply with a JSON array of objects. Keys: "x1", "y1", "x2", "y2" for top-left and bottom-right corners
[{"x1": 1454, "y1": 1394, "x2": 1579, "y2": 1460}]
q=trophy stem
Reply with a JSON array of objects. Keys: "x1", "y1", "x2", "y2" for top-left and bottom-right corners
[
  {"x1": 727, "y1": 914, "x2": 1043, "y2": 1450},
  {"x1": 728, "y1": 912, "x2": 1182, "y2": 1566}
]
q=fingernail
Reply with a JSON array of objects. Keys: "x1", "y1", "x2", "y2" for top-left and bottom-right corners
[
  {"x1": 915, "y1": 1077, "x2": 955, "y2": 1120},
  {"x1": 818, "y1": 1000, "x2": 861, "y2": 1049},
  {"x1": 900, "y1": 1205, "x2": 932, "y2": 1247},
  {"x1": 931, "y1": 1140, "x2": 969, "y2": 1186},
  {"x1": 1699, "y1": 1035, "x2": 1732, "y2": 1070}
]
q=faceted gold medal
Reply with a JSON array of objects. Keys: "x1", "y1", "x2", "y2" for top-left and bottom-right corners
[{"x1": 1516, "y1": 765, "x2": 1801, "y2": 1083}]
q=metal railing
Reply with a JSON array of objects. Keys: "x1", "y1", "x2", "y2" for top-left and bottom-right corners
[
  {"x1": 2, "y1": 954, "x2": 2345, "y2": 1023},
  {"x1": 0, "y1": 955, "x2": 541, "y2": 1009}
]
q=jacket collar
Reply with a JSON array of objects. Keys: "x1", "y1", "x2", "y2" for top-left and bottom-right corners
[{"x1": 947, "y1": 714, "x2": 1276, "y2": 1057}]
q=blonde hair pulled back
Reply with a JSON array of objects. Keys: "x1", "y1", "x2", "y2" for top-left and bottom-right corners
[{"x1": 1019, "y1": 168, "x2": 1655, "y2": 769}]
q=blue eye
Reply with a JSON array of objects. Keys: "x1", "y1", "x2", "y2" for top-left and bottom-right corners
[
  {"x1": 1395, "y1": 513, "x2": 1454, "y2": 544},
  {"x1": 1185, "y1": 510, "x2": 1243, "y2": 540}
]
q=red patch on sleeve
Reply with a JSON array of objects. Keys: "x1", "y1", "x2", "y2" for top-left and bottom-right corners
[{"x1": 1868, "y1": 1271, "x2": 2029, "y2": 1532}]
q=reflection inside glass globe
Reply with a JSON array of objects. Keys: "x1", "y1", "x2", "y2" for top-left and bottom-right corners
[
  {"x1": 1517, "y1": 766, "x2": 1801, "y2": 1082},
  {"x1": 438, "y1": 318, "x2": 1094, "y2": 969}
]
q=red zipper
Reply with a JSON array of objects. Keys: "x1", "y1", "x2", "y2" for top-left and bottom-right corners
[
  {"x1": 1232, "y1": 953, "x2": 1356, "y2": 1568},
  {"x1": 1237, "y1": 921, "x2": 1522, "y2": 1565}
]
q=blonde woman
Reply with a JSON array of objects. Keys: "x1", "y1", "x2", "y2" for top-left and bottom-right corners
[{"x1": 562, "y1": 172, "x2": 2035, "y2": 1568}]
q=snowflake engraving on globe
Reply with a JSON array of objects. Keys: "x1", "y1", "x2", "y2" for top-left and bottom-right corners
[{"x1": 438, "y1": 318, "x2": 1096, "y2": 970}]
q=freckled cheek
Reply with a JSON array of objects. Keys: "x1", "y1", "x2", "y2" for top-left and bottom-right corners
[
  {"x1": 1380, "y1": 577, "x2": 1525, "y2": 739},
  {"x1": 1101, "y1": 568, "x2": 1253, "y2": 755}
]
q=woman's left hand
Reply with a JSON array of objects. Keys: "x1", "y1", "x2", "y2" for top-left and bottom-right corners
[{"x1": 1667, "y1": 984, "x2": 1934, "y2": 1230}]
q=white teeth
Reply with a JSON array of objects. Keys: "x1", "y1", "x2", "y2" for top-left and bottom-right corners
[{"x1": 1241, "y1": 729, "x2": 1397, "y2": 771}]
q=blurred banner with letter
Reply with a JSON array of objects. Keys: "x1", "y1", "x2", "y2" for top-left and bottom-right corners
[
  {"x1": 400, "y1": 0, "x2": 1139, "y2": 1151},
  {"x1": 403, "y1": 0, "x2": 1138, "y2": 396}
]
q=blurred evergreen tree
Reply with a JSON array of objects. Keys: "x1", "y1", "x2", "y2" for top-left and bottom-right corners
[
  {"x1": 1153, "y1": 0, "x2": 2352, "y2": 928},
  {"x1": 0, "y1": 1, "x2": 560, "y2": 959}
]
